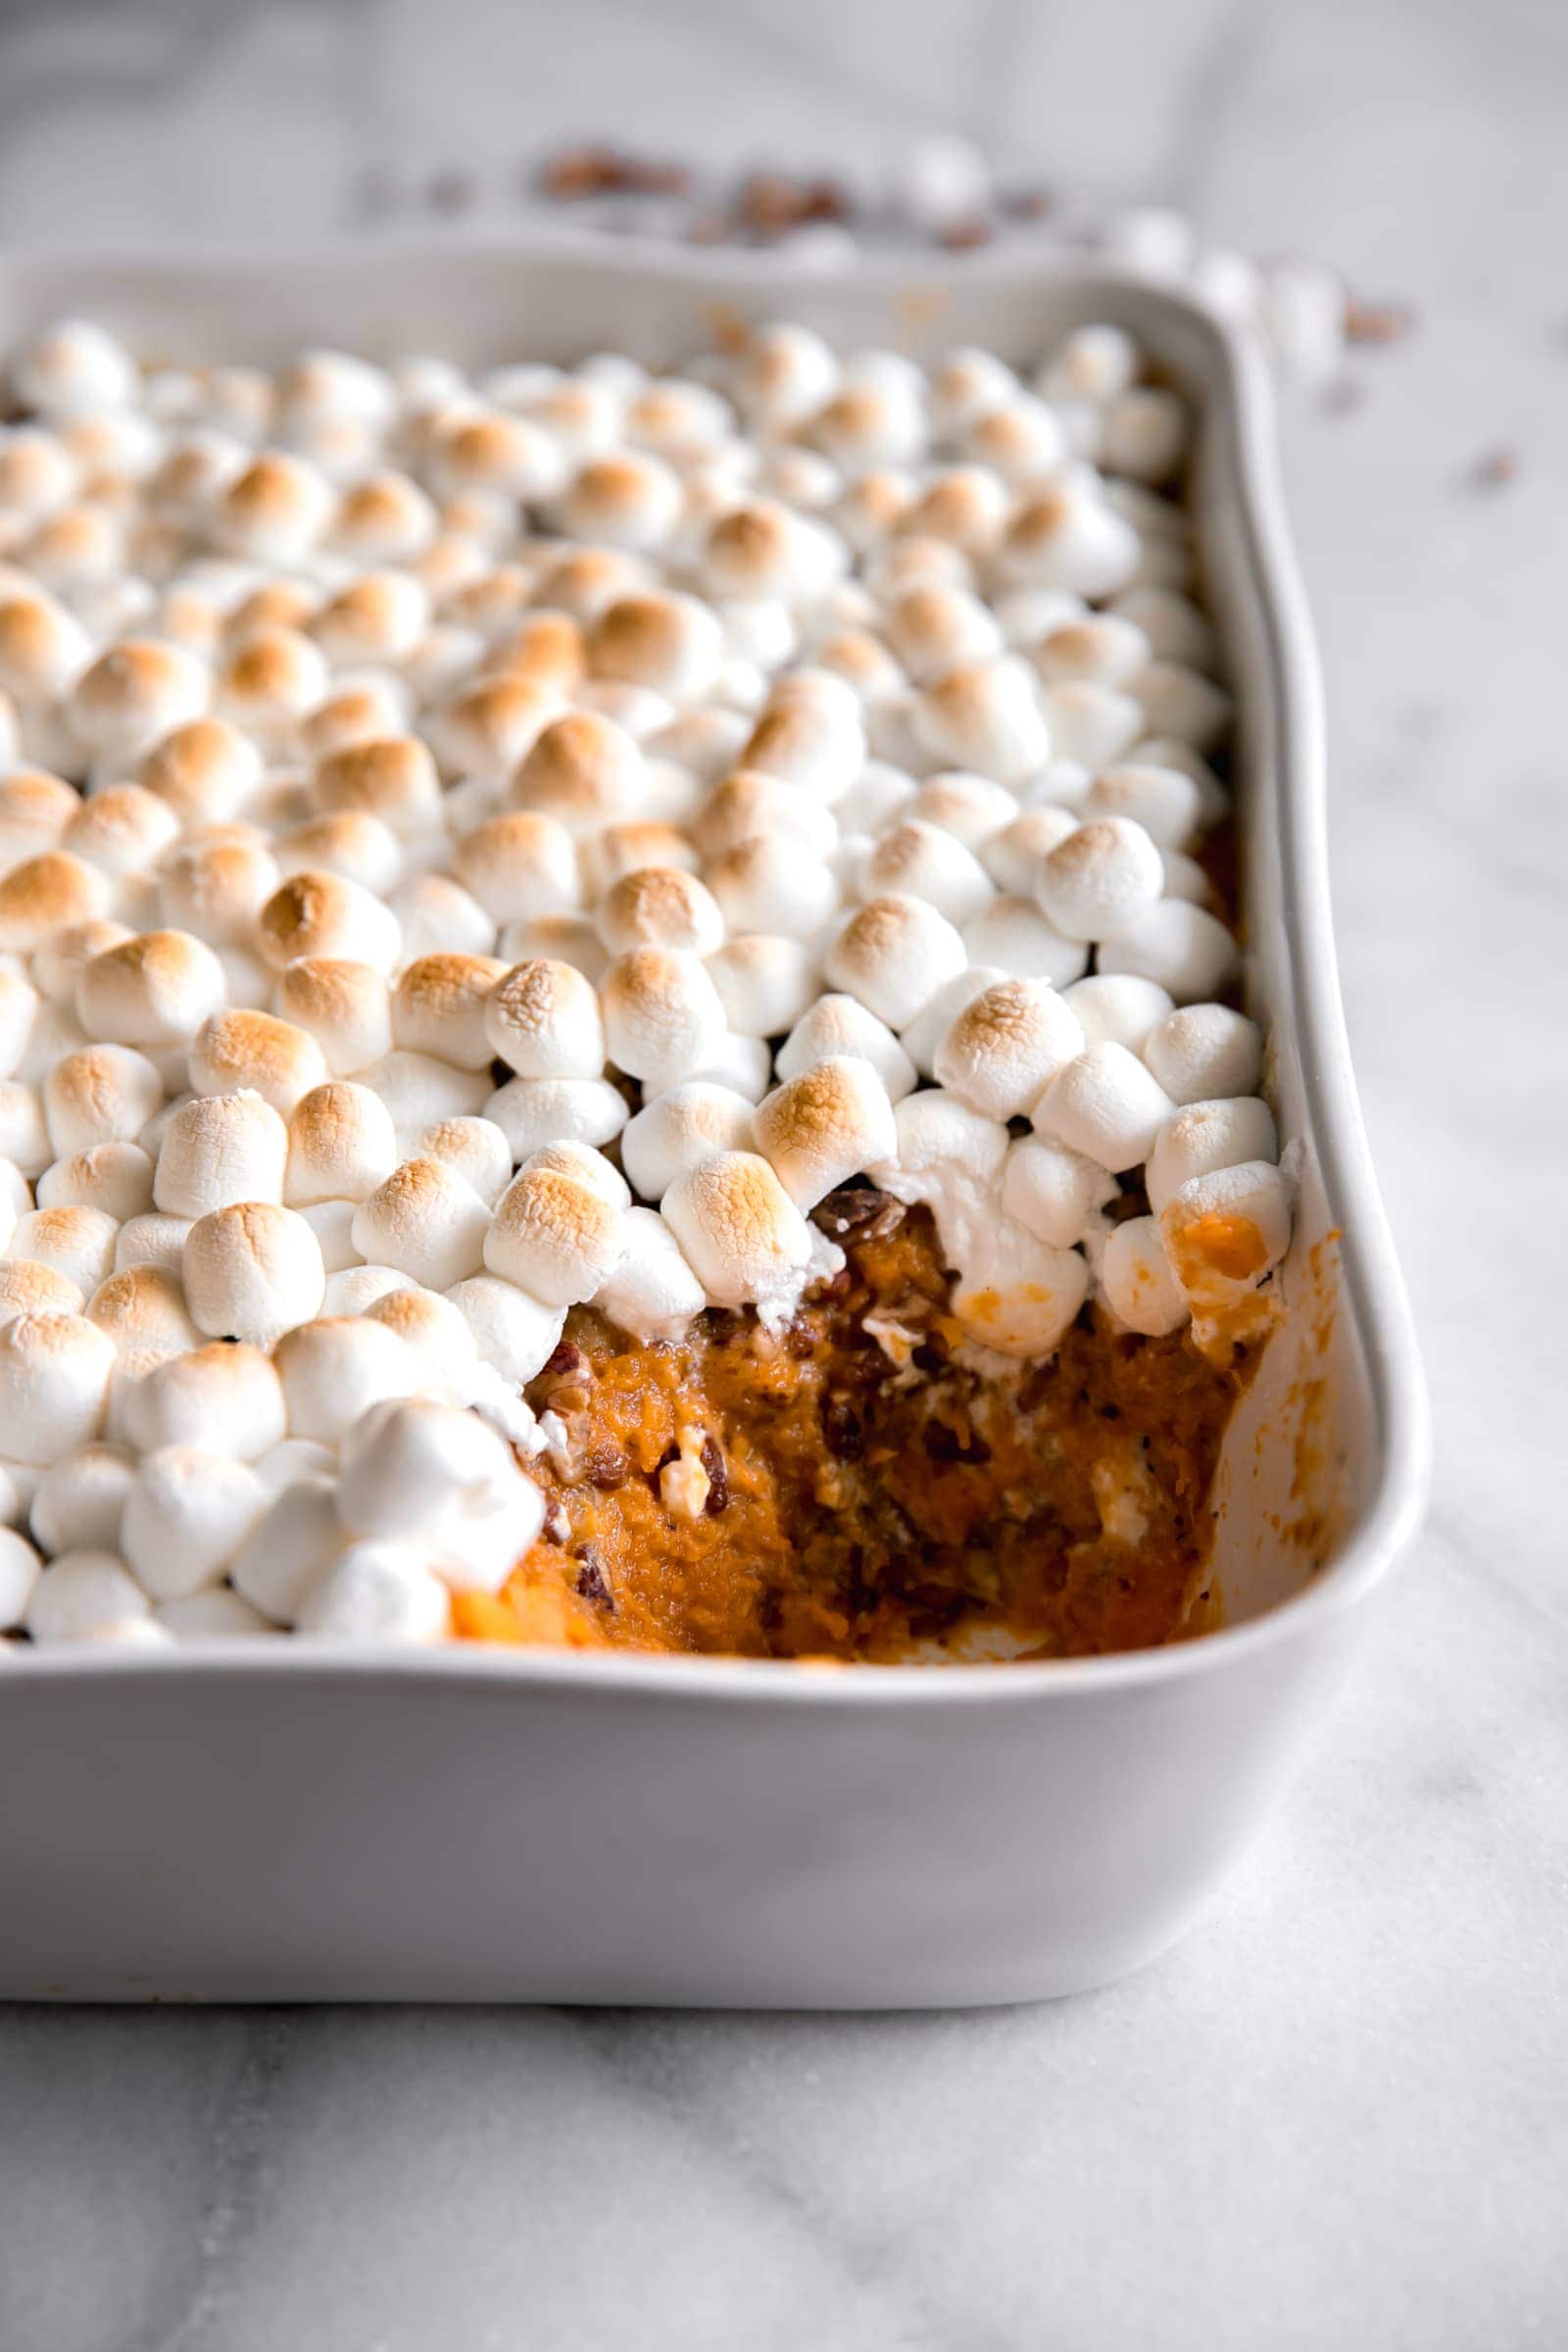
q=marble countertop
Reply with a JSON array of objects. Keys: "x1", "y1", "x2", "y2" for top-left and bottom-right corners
[{"x1": 2, "y1": 2, "x2": 1565, "y2": 2346}]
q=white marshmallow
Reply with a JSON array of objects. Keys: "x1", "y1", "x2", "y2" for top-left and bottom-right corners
[
  {"x1": 181, "y1": 1201, "x2": 325, "y2": 1342},
  {"x1": 1081, "y1": 761, "x2": 1205, "y2": 850},
  {"x1": 911, "y1": 657, "x2": 1050, "y2": 786},
  {"x1": 906, "y1": 771, "x2": 1016, "y2": 849},
  {"x1": 452, "y1": 810, "x2": 579, "y2": 931},
  {"x1": 320, "y1": 1262, "x2": 410, "y2": 1316},
  {"x1": 560, "y1": 453, "x2": 682, "y2": 553},
  {"x1": 732, "y1": 323, "x2": 838, "y2": 428},
  {"x1": 1036, "y1": 816, "x2": 1165, "y2": 944},
  {"x1": 1036, "y1": 681, "x2": 1144, "y2": 772},
  {"x1": 599, "y1": 947, "x2": 726, "y2": 1092},
  {"x1": 662, "y1": 1150, "x2": 813, "y2": 1311},
  {"x1": 1158, "y1": 1160, "x2": 1293, "y2": 1330},
  {"x1": 882, "y1": 584, "x2": 1002, "y2": 686},
  {"x1": 295, "y1": 1540, "x2": 450, "y2": 1642},
  {"x1": 390, "y1": 953, "x2": 508, "y2": 1072},
  {"x1": 0, "y1": 1522, "x2": 41, "y2": 1625},
  {"x1": 284, "y1": 1080, "x2": 399, "y2": 1206},
  {"x1": 980, "y1": 807, "x2": 1079, "y2": 895},
  {"x1": 1001, "y1": 481, "x2": 1140, "y2": 600},
  {"x1": 1032, "y1": 614, "x2": 1151, "y2": 689},
  {"x1": 68, "y1": 638, "x2": 210, "y2": 760},
  {"x1": 156, "y1": 1588, "x2": 276, "y2": 1640},
  {"x1": 1102, "y1": 387, "x2": 1190, "y2": 486},
  {"x1": 683, "y1": 1031, "x2": 772, "y2": 1102},
  {"x1": 1108, "y1": 588, "x2": 1219, "y2": 673},
  {"x1": 121, "y1": 1447, "x2": 268, "y2": 1600},
  {"x1": 273, "y1": 958, "x2": 393, "y2": 1078},
  {"x1": 75, "y1": 929, "x2": 225, "y2": 1049},
  {"x1": 621, "y1": 1082, "x2": 757, "y2": 1203},
  {"x1": 1062, "y1": 974, "x2": 1176, "y2": 1054},
  {"x1": 0, "y1": 853, "x2": 111, "y2": 956},
  {"x1": 231, "y1": 1473, "x2": 344, "y2": 1623},
  {"x1": 0, "y1": 1258, "x2": 83, "y2": 1325},
  {"x1": 121, "y1": 1341, "x2": 286, "y2": 1460},
  {"x1": 1036, "y1": 324, "x2": 1139, "y2": 407},
  {"x1": 961, "y1": 895, "x2": 1089, "y2": 986},
  {"x1": 0, "y1": 1081, "x2": 51, "y2": 1180},
  {"x1": 24, "y1": 1549, "x2": 151, "y2": 1644},
  {"x1": 299, "y1": 1198, "x2": 358, "y2": 1274},
  {"x1": 351, "y1": 1050, "x2": 490, "y2": 1132},
  {"x1": 705, "y1": 935, "x2": 817, "y2": 1038},
  {"x1": 351, "y1": 1156, "x2": 491, "y2": 1292},
  {"x1": 445, "y1": 1273, "x2": 564, "y2": 1386},
  {"x1": 6, "y1": 1204, "x2": 118, "y2": 1298},
  {"x1": 1135, "y1": 661, "x2": 1234, "y2": 755},
  {"x1": 154, "y1": 1090, "x2": 288, "y2": 1216},
  {"x1": 697, "y1": 769, "x2": 838, "y2": 861},
  {"x1": 1097, "y1": 900, "x2": 1240, "y2": 1002},
  {"x1": 737, "y1": 685, "x2": 864, "y2": 802},
  {"x1": 410, "y1": 1115, "x2": 511, "y2": 1207},
  {"x1": 950, "y1": 1221, "x2": 1090, "y2": 1359},
  {"x1": 42, "y1": 1044, "x2": 164, "y2": 1156},
  {"x1": 774, "y1": 996, "x2": 915, "y2": 1102},
  {"x1": 272, "y1": 1316, "x2": 416, "y2": 1444},
  {"x1": 1033, "y1": 1043, "x2": 1175, "y2": 1172},
  {"x1": 113, "y1": 1212, "x2": 191, "y2": 1277},
  {"x1": 824, "y1": 894, "x2": 967, "y2": 1031},
  {"x1": 250, "y1": 1437, "x2": 336, "y2": 1500},
  {"x1": 754, "y1": 1056, "x2": 897, "y2": 1210},
  {"x1": 336, "y1": 1394, "x2": 542, "y2": 1571},
  {"x1": 1002, "y1": 1137, "x2": 1117, "y2": 1249},
  {"x1": 1142, "y1": 1003, "x2": 1263, "y2": 1105},
  {"x1": 705, "y1": 836, "x2": 836, "y2": 942},
  {"x1": 28, "y1": 1443, "x2": 134, "y2": 1556},
  {"x1": 0, "y1": 1311, "x2": 115, "y2": 1463},
  {"x1": 592, "y1": 1206, "x2": 705, "y2": 1344},
  {"x1": 484, "y1": 1075, "x2": 627, "y2": 1161},
  {"x1": 858, "y1": 819, "x2": 994, "y2": 926},
  {"x1": 933, "y1": 977, "x2": 1085, "y2": 1119},
  {"x1": 86, "y1": 1263, "x2": 200, "y2": 1356},
  {"x1": 1146, "y1": 1097, "x2": 1279, "y2": 1215}
]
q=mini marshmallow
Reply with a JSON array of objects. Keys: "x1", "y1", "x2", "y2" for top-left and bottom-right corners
[
  {"x1": 351, "y1": 1156, "x2": 491, "y2": 1292},
  {"x1": 1108, "y1": 587, "x2": 1219, "y2": 673},
  {"x1": 662, "y1": 1149, "x2": 812, "y2": 1310},
  {"x1": 444, "y1": 1273, "x2": 564, "y2": 1386},
  {"x1": 497, "y1": 911, "x2": 608, "y2": 987},
  {"x1": 336, "y1": 1393, "x2": 539, "y2": 1555},
  {"x1": 272, "y1": 1316, "x2": 416, "y2": 1446},
  {"x1": 430, "y1": 673, "x2": 558, "y2": 779},
  {"x1": 28, "y1": 1443, "x2": 135, "y2": 1557},
  {"x1": 905, "y1": 771, "x2": 1016, "y2": 850},
  {"x1": 684, "y1": 1030, "x2": 772, "y2": 1103},
  {"x1": 219, "y1": 451, "x2": 338, "y2": 562},
  {"x1": 74, "y1": 928, "x2": 225, "y2": 1052},
  {"x1": 0, "y1": 853, "x2": 112, "y2": 955},
  {"x1": 63, "y1": 785, "x2": 180, "y2": 881},
  {"x1": 181, "y1": 1201, "x2": 325, "y2": 1342},
  {"x1": 912, "y1": 657, "x2": 1050, "y2": 785},
  {"x1": 68, "y1": 638, "x2": 210, "y2": 760},
  {"x1": 37, "y1": 1141, "x2": 154, "y2": 1221},
  {"x1": 697, "y1": 769, "x2": 838, "y2": 861},
  {"x1": 24, "y1": 1548, "x2": 150, "y2": 1643},
  {"x1": 353, "y1": 1049, "x2": 490, "y2": 1132},
  {"x1": 187, "y1": 1009, "x2": 329, "y2": 1119},
  {"x1": 42, "y1": 1043, "x2": 164, "y2": 1156},
  {"x1": 483, "y1": 1159, "x2": 623, "y2": 1306},
  {"x1": 559, "y1": 452, "x2": 682, "y2": 553},
  {"x1": 705, "y1": 935, "x2": 817, "y2": 1037},
  {"x1": 228, "y1": 1472, "x2": 342, "y2": 1624},
  {"x1": 283, "y1": 1080, "x2": 398, "y2": 1206},
  {"x1": 1141, "y1": 1003, "x2": 1263, "y2": 1105},
  {"x1": 803, "y1": 379, "x2": 923, "y2": 470},
  {"x1": 592, "y1": 1206, "x2": 705, "y2": 1345},
  {"x1": 732, "y1": 323, "x2": 838, "y2": 427},
  {"x1": 1062, "y1": 973, "x2": 1175, "y2": 1053},
  {"x1": 294, "y1": 1539, "x2": 451, "y2": 1642},
  {"x1": 0, "y1": 1080, "x2": 50, "y2": 1180},
  {"x1": 959, "y1": 392, "x2": 1066, "y2": 482},
  {"x1": 274, "y1": 810, "x2": 401, "y2": 898},
  {"x1": 156, "y1": 1587, "x2": 275, "y2": 1639},
  {"x1": 301, "y1": 676, "x2": 413, "y2": 761},
  {"x1": 113, "y1": 1212, "x2": 191, "y2": 1277},
  {"x1": 1097, "y1": 900, "x2": 1240, "y2": 1003},
  {"x1": 389, "y1": 873, "x2": 498, "y2": 963},
  {"x1": 6, "y1": 1204, "x2": 118, "y2": 1296},
  {"x1": 0, "y1": 769, "x2": 79, "y2": 866},
  {"x1": 0, "y1": 592, "x2": 92, "y2": 702},
  {"x1": 509, "y1": 710, "x2": 644, "y2": 839},
  {"x1": 599, "y1": 947, "x2": 726, "y2": 1091},
  {"x1": 86, "y1": 1263, "x2": 200, "y2": 1355},
  {"x1": 0, "y1": 1311, "x2": 115, "y2": 1462},
  {"x1": 1001, "y1": 480, "x2": 1141, "y2": 601},
  {"x1": 136, "y1": 715, "x2": 262, "y2": 825},
  {"x1": 158, "y1": 834, "x2": 279, "y2": 948},
  {"x1": 933, "y1": 977, "x2": 1085, "y2": 1120},
  {"x1": 1033, "y1": 1042, "x2": 1176, "y2": 1172},
  {"x1": 1002, "y1": 1136, "x2": 1117, "y2": 1250},
  {"x1": 621, "y1": 1082, "x2": 758, "y2": 1203},
  {"x1": 950, "y1": 1221, "x2": 1090, "y2": 1359},
  {"x1": 881, "y1": 584, "x2": 1002, "y2": 688},
  {"x1": 272, "y1": 955, "x2": 392, "y2": 1077},
  {"x1": 1036, "y1": 816, "x2": 1165, "y2": 944},
  {"x1": 0, "y1": 1259, "x2": 83, "y2": 1324},
  {"x1": 0, "y1": 1523, "x2": 41, "y2": 1627},
  {"x1": 1134, "y1": 661, "x2": 1234, "y2": 756},
  {"x1": 121, "y1": 1446, "x2": 268, "y2": 1600},
  {"x1": 588, "y1": 590, "x2": 724, "y2": 702},
  {"x1": 960, "y1": 896, "x2": 1089, "y2": 986},
  {"x1": 389, "y1": 953, "x2": 507, "y2": 1072},
  {"x1": 754, "y1": 1056, "x2": 896, "y2": 1210},
  {"x1": 775, "y1": 995, "x2": 916, "y2": 1102},
  {"x1": 738, "y1": 686, "x2": 863, "y2": 802},
  {"x1": 453, "y1": 810, "x2": 580, "y2": 926},
  {"x1": 1081, "y1": 761, "x2": 1205, "y2": 850},
  {"x1": 1036, "y1": 681, "x2": 1145, "y2": 772},
  {"x1": 824, "y1": 894, "x2": 967, "y2": 1031},
  {"x1": 121, "y1": 1340, "x2": 286, "y2": 1460},
  {"x1": 598, "y1": 866, "x2": 725, "y2": 958},
  {"x1": 484, "y1": 1075, "x2": 628, "y2": 1161},
  {"x1": 1145, "y1": 1096, "x2": 1279, "y2": 1216},
  {"x1": 1102, "y1": 387, "x2": 1189, "y2": 486},
  {"x1": 1158, "y1": 1159, "x2": 1292, "y2": 1330},
  {"x1": 483, "y1": 956, "x2": 604, "y2": 1082},
  {"x1": 980, "y1": 806, "x2": 1079, "y2": 895},
  {"x1": 523, "y1": 1139, "x2": 629, "y2": 1210},
  {"x1": 859, "y1": 819, "x2": 995, "y2": 925},
  {"x1": 320, "y1": 1262, "x2": 408, "y2": 1317},
  {"x1": 258, "y1": 869, "x2": 401, "y2": 975},
  {"x1": 365, "y1": 1282, "x2": 482, "y2": 1403}
]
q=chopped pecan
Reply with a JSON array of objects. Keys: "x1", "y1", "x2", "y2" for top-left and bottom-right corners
[{"x1": 811, "y1": 1186, "x2": 906, "y2": 1243}]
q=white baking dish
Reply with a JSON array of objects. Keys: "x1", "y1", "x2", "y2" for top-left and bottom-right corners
[{"x1": 0, "y1": 237, "x2": 1428, "y2": 2005}]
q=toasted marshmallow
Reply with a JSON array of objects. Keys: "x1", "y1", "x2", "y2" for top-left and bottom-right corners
[
  {"x1": 319, "y1": 1263, "x2": 408, "y2": 1317},
  {"x1": 349, "y1": 1156, "x2": 489, "y2": 1291},
  {"x1": 483, "y1": 1157, "x2": 623, "y2": 1307},
  {"x1": 274, "y1": 957, "x2": 393, "y2": 1077},
  {"x1": 219, "y1": 451, "x2": 337, "y2": 562},
  {"x1": 932, "y1": 977, "x2": 1085, "y2": 1120},
  {"x1": 496, "y1": 911, "x2": 608, "y2": 988},
  {"x1": 390, "y1": 873, "x2": 498, "y2": 963},
  {"x1": 69, "y1": 638, "x2": 210, "y2": 761},
  {"x1": 598, "y1": 865, "x2": 724, "y2": 958},
  {"x1": 301, "y1": 675, "x2": 413, "y2": 760},
  {"x1": 1036, "y1": 816, "x2": 1165, "y2": 945},
  {"x1": 960, "y1": 394, "x2": 1066, "y2": 481},
  {"x1": 0, "y1": 1258, "x2": 83, "y2": 1324},
  {"x1": 85, "y1": 1263, "x2": 199, "y2": 1355},
  {"x1": 228, "y1": 1473, "x2": 342, "y2": 1621},
  {"x1": 411, "y1": 1116, "x2": 511, "y2": 1207},
  {"x1": 978, "y1": 807, "x2": 1077, "y2": 895},
  {"x1": 753, "y1": 1056, "x2": 897, "y2": 1211},
  {"x1": 1108, "y1": 587, "x2": 1219, "y2": 673},
  {"x1": 488, "y1": 607, "x2": 587, "y2": 692},
  {"x1": 430, "y1": 410, "x2": 564, "y2": 504},
  {"x1": 704, "y1": 826, "x2": 837, "y2": 938},
  {"x1": 179, "y1": 1200, "x2": 323, "y2": 1342},
  {"x1": 444, "y1": 1273, "x2": 564, "y2": 1386},
  {"x1": 120, "y1": 1446, "x2": 267, "y2": 1599},
  {"x1": 911, "y1": 657, "x2": 1050, "y2": 785},
  {"x1": 824, "y1": 893, "x2": 967, "y2": 1031},
  {"x1": 1081, "y1": 761, "x2": 1205, "y2": 850},
  {"x1": 431, "y1": 674, "x2": 558, "y2": 779},
  {"x1": 960, "y1": 895, "x2": 1089, "y2": 986},
  {"x1": 315, "y1": 735, "x2": 442, "y2": 839},
  {"x1": 0, "y1": 769, "x2": 79, "y2": 867},
  {"x1": 592, "y1": 1207, "x2": 705, "y2": 1345},
  {"x1": 6, "y1": 1203, "x2": 118, "y2": 1295},
  {"x1": 1158, "y1": 1160, "x2": 1292, "y2": 1336},
  {"x1": 62, "y1": 785, "x2": 180, "y2": 883},
  {"x1": 273, "y1": 809, "x2": 400, "y2": 898},
  {"x1": 188, "y1": 1008, "x2": 328, "y2": 1117},
  {"x1": 0, "y1": 591, "x2": 92, "y2": 701},
  {"x1": 364, "y1": 1281, "x2": 482, "y2": 1403},
  {"x1": 450, "y1": 810, "x2": 580, "y2": 931},
  {"x1": 0, "y1": 852, "x2": 112, "y2": 954},
  {"x1": 859, "y1": 819, "x2": 995, "y2": 926},
  {"x1": 480, "y1": 956, "x2": 603, "y2": 1082},
  {"x1": 1146, "y1": 1097, "x2": 1278, "y2": 1215},
  {"x1": 1134, "y1": 661, "x2": 1234, "y2": 754},
  {"x1": 1062, "y1": 973, "x2": 1176, "y2": 1054},
  {"x1": 599, "y1": 947, "x2": 725, "y2": 1091},
  {"x1": 508, "y1": 710, "x2": 644, "y2": 839},
  {"x1": 697, "y1": 769, "x2": 838, "y2": 861},
  {"x1": 43, "y1": 1043, "x2": 164, "y2": 1155},
  {"x1": 271, "y1": 1317, "x2": 415, "y2": 1446},
  {"x1": 774, "y1": 995, "x2": 914, "y2": 1102},
  {"x1": 581, "y1": 824, "x2": 700, "y2": 902},
  {"x1": 903, "y1": 462, "x2": 1011, "y2": 552},
  {"x1": 1033, "y1": 613, "x2": 1151, "y2": 690},
  {"x1": 27, "y1": 1442, "x2": 134, "y2": 1557},
  {"x1": 112, "y1": 1212, "x2": 191, "y2": 1277},
  {"x1": 122, "y1": 1339, "x2": 285, "y2": 1459},
  {"x1": 0, "y1": 1310, "x2": 116, "y2": 1463},
  {"x1": 1102, "y1": 387, "x2": 1189, "y2": 486},
  {"x1": 700, "y1": 499, "x2": 836, "y2": 609},
  {"x1": 1036, "y1": 323, "x2": 1139, "y2": 407},
  {"x1": 621, "y1": 1082, "x2": 757, "y2": 1202},
  {"x1": 37, "y1": 1141, "x2": 154, "y2": 1221},
  {"x1": 157, "y1": 834, "x2": 279, "y2": 948},
  {"x1": 559, "y1": 453, "x2": 682, "y2": 552},
  {"x1": 738, "y1": 689, "x2": 863, "y2": 804},
  {"x1": 353, "y1": 1049, "x2": 490, "y2": 1132},
  {"x1": 1001, "y1": 481, "x2": 1140, "y2": 600},
  {"x1": 137, "y1": 716, "x2": 262, "y2": 824},
  {"x1": 1097, "y1": 900, "x2": 1239, "y2": 1003},
  {"x1": 1141, "y1": 1003, "x2": 1263, "y2": 1106},
  {"x1": 588, "y1": 590, "x2": 724, "y2": 702},
  {"x1": 0, "y1": 424, "x2": 78, "y2": 515},
  {"x1": 330, "y1": 469, "x2": 439, "y2": 563},
  {"x1": 283, "y1": 1080, "x2": 398, "y2": 1206},
  {"x1": 391, "y1": 953, "x2": 509, "y2": 1071},
  {"x1": 704, "y1": 936, "x2": 818, "y2": 1038},
  {"x1": 662, "y1": 1149, "x2": 813, "y2": 1311},
  {"x1": 483, "y1": 1075, "x2": 627, "y2": 1161},
  {"x1": 1033, "y1": 1042, "x2": 1175, "y2": 1172},
  {"x1": 24, "y1": 1548, "x2": 150, "y2": 1642},
  {"x1": 1001, "y1": 1136, "x2": 1117, "y2": 1249},
  {"x1": 879, "y1": 584, "x2": 1000, "y2": 688},
  {"x1": 258, "y1": 870, "x2": 401, "y2": 975}
]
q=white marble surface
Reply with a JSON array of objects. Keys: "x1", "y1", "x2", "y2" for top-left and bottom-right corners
[{"x1": 2, "y1": 3, "x2": 1566, "y2": 2346}]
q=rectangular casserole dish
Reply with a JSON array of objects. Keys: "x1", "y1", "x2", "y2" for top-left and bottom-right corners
[{"x1": 0, "y1": 237, "x2": 1429, "y2": 2005}]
